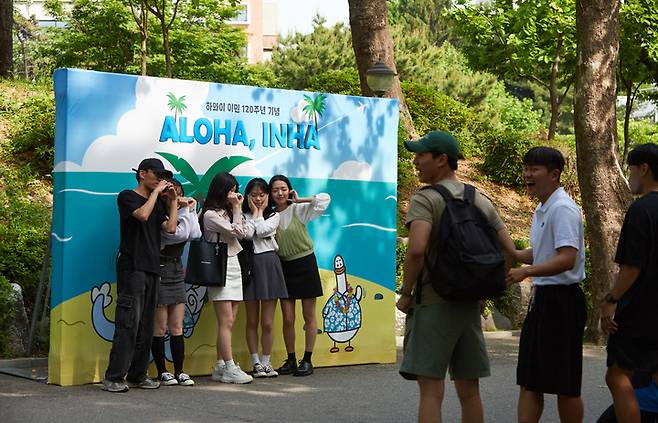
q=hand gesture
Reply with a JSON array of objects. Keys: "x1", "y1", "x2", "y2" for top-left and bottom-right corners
[
  {"x1": 228, "y1": 192, "x2": 243, "y2": 208},
  {"x1": 396, "y1": 294, "x2": 412, "y2": 314},
  {"x1": 600, "y1": 302, "x2": 618, "y2": 334},
  {"x1": 187, "y1": 197, "x2": 197, "y2": 212},
  {"x1": 506, "y1": 267, "x2": 528, "y2": 286},
  {"x1": 163, "y1": 183, "x2": 178, "y2": 202},
  {"x1": 178, "y1": 196, "x2": 189, "y2": 208},
  {"x1": 248, "y1": 195, "x2": 258, "y2": 215},
  {"x1": 289, "y1": 189, "x2": 299, "y2": 204},
  {"x1": 154, "y1": 180, "x2": 169, "y2": 194}
]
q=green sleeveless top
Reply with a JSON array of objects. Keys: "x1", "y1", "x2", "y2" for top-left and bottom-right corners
[{"x1": 275, "y1": 204, "x2": 314, "y2": 261}]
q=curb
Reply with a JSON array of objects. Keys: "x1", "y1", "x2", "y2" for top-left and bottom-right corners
[{"x1": 0, "y1": 357, "x2": 47, "y2": 369}]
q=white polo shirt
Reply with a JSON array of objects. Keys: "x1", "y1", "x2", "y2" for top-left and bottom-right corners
[{"x1": 530, "y1": 187, "x2": 586, "y2": 286}]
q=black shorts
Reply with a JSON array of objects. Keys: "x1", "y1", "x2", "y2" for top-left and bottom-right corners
[
  {"x1": 517, "y1": 284, "x2": 587, "y2": 396},
  {"x1": 607, "y1": 333, "x2": 658, "y2": 372}
]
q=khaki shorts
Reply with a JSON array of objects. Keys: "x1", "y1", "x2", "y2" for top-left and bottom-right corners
[{"x1": 399, "y1": 301, "x2": 490, "y2": 381}]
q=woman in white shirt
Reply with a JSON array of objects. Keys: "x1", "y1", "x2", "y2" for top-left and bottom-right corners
[
  {"x1": 152, "y1": 178, "x2": 201, "y2": 387},
  {"x1": 269, "y1": 175, "x2": 330, "y2": 377},
  {"x1": 242, "y1": 178, "x2": 288, "y2": 378},
  {"x1": 202, "y1": 172, "x2": 252, "y2": 384}
]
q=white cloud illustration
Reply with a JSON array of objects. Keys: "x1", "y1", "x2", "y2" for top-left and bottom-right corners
[
  {"x1": 331, "y1": 161, "x2": 372, "y2": 181},
  {"x1": 289, "y1": 99, "x2": 313, "y2": 124},
  {"x1": 61, "y1": 76, "x2": 258, "y2": 177}
]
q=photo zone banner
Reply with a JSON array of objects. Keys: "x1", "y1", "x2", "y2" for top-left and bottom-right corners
[{"x1": 50, "y1": 68, "x2": 399, "y2": 385}]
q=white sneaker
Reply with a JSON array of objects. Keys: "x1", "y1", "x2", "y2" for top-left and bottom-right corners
[
  {"x1": 263, "y1": 364, "x2": 278, "y2": 378},
  {"x1": 159, "y1": 372, "x2": 178, "y2": 386},
  {"x1": 211, "y1": 362, "x2": 225, "y2": 382},
  {"x1": 177, "y1": 372, "x2": 195, "y2": 386},
  {"x1": 252, "y1": 363, "x2": 267, "y2": 378},
  {"x1": 220, "y1": 364, "x2": 253, "y2": 384}
]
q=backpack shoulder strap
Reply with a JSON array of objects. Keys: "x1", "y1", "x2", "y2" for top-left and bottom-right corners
[
  {"x1": 463, "y1": 184, "x2": 476, "y2": 205},
  {"x1": 426, "y1": 184, "x2": 453, "y2": 202}
]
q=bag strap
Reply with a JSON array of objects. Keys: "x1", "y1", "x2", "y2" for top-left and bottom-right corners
[{"x1": 463, "y1": 184, "x2": 476, "y2": 204}]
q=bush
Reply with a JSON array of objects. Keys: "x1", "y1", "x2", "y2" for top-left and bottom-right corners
[
  {"x1": 4, "y1": 92, "x2": 55, "y2": 176},
  {"x1": 479, "y1": 129, "x2": 536, "y2": 187},
  {"x1": 307, "y1": 68, "x2": 361, "y2": 96},
  {"x1": 402, "y1": 81, "x2": 484, "y2": 157},
  {"x1": 0, "y1": 162, "x2": 50, "y2": 315}
]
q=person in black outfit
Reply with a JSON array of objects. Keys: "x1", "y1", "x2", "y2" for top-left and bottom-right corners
[
  {"x1": 102, "y1": 158, "x2": 178, "y2": 393},
  {"x1": 597, "y1": 372, "x2": 658, "y2": 422},
  {"x1": 601, "y1": 143, "x2": 658, "y2": 422}
]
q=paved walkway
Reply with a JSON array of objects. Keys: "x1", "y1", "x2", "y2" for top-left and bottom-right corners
[{"x1": 0, "y1": 332, "x2": 611, "y2": 422}]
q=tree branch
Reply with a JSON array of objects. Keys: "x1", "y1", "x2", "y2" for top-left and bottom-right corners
[{"x1": 167, "y1": 0, "x2": 182, "y2": 29}]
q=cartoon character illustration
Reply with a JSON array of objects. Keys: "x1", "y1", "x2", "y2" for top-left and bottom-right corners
[
  {"x1": 91, "y1": 282, "x2": 207, "y2": 360},
  {"x1": 322, "y1": 255, "x2": 363, "y2": 353}
]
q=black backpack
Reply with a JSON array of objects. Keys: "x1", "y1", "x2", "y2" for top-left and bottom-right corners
[{"x1": 421, "y1": 184, "x2": 506, "y2": 301}]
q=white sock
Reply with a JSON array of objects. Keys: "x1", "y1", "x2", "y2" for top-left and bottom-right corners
[
  {"x1": 225, "y1": 359, "x2": 236, "y2": 369},
  {"x1": 216, "y1": 359, "x2": 225, "y2": 367},
  {"x1": 251, "y1": 353, "x2": 260, "y2": 366},
  {"x1": 262, "y1": 355, "x2": 271, "y2": 366}
]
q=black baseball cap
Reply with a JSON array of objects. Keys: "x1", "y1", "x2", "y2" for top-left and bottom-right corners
[
  {"x1": 132, "y1": 158, "x2": 173, "y2": 178},
  {"x1": 404, "y1": 131, "x2": 464, "y2": 160}
]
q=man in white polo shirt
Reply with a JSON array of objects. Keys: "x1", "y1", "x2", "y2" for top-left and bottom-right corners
[{"x1": 507, "y1": 147, "x2": 587, "y2": 423}]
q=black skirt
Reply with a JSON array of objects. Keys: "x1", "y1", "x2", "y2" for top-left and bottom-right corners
[
  {"x1": 517, "y1": 283, "x2": 587, "y2": 396},
  {"x1": 280, "y1": 252, "x2": 323, "y2": 299}
]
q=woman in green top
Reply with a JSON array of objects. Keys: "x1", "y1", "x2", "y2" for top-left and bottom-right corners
[{"x1": 268, "y1": 175, "x2": 331, "y2": 377}]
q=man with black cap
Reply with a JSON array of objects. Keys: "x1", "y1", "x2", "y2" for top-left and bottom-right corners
[
  {"x1": 396, "y1": 131, "x2": 516, "y2": 422},
  {"x1": 102, "y1": 158, "x2": 178, "y2": 392}
]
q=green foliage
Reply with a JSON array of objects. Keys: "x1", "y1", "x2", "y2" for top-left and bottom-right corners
[
  {"x1": 623, "y1": 119, "x2": 658, "y2": 147},
  {"x1": 307, "y1": 69, "x2": 361, "y2": 95},
  {"x1": 29, "y1": 0, "x2": 271, "y2": 86},
  {"x1": 448, "y1": 0, "x2": 577, "y2": 138},
  {"x1": 38, "y1": 0, "x2": 137, "y2": 74},
  {"x1": 0, "y1": 162, "x2": 50, "y2": 317},
  {"x1": 396, "y1": 241, "x2": 408, "y2": 293},
  {"x1": 0, "y1": 86, "x2": 55, "y2": 175},
  {"x1": 402, "y1": 81, "x2": 484, "y2": 156},
  {"x1": 271, "y1": 15, "x2": 355, "y2": 90},
  {"x1": 448, "y1": 0, "x2": 576, "y2": 86},
  {"x1": 0, "y1": 275, "x2": 17, "y2": 357},
  {"x1": 479, "y1": 130, "x2": 536, "y2": 187},
  {"x1": 388, "y1": 0, "x2": 455, "y2": 45}
]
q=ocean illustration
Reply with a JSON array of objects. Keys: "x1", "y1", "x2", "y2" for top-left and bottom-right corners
[{"x1": 49, "y1": 69, "x2": 399, "y2": 385}]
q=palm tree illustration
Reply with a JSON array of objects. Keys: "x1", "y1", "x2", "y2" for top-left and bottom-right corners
[
  {"x1": 302, "y1": 93, "x2": 327, "y2": 131},
  {"x1": 156, "y1": 152, "x2": 251, "y2": 205},
  {"x1": 167, "y1": 92, "x2": 187, "y2": 122}
]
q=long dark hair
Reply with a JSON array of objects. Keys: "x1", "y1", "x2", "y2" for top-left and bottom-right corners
[
  {"x1": 203, "y1": 172, "x2": 239, "y2": 220},
  {"x1": 268, "y1": 174, "x2": 292, "y2": 210},
  {"x1": 243, "y1": 177, "x2": 274, "y2": 219}
]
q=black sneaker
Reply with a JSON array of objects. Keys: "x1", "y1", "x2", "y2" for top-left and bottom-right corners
[
  {"x1": 277, "y1": 358, "x2": 298, "y2": 375},
  {"x1": 293, "y1": 360, "x2": 313, "y2": 377}
]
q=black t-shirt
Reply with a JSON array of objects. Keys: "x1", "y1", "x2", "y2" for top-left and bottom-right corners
[
  {"x1": 116, "y1": 189, "x2": 167, "y2": 274},
  {"x1": 614, "y1": 191, "x2": 658, "y2": 340}
]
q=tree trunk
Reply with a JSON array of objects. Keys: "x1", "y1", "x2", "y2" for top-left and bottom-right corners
[
  {"x1": 574, "y1": 0, "x2": 631, "y2": 345},
  {"x1": 0, "y1": 0, "x2": 12, "y2": 77},
  {"x1": 161, "y1": 22, "x2": 172, "y2": 78},
  {"x1": 548, "y1": 39, "x2": 563, "y2": 140},
  {"x1": 348, "y1": 0, "x2": 418, "y2": 139}
]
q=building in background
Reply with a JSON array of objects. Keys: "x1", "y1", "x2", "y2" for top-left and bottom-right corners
[
  {"x1": 15, "y1": 0, "x2": 72, "y2": 27},
  {"x1": 228, "y1": 0, "x2": 278, "y2": 63}
]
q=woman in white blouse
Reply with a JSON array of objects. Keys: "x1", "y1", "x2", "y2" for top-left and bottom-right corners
[
  {"x1": 202, "y1": 172, "x2": 252, "y2": 384},
  {"x1": 268, "y1": 175, "x2": 331, "y2": 377},
  {"x1": 242, "y1": 178, "x2": 288, "y2": 378}
]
